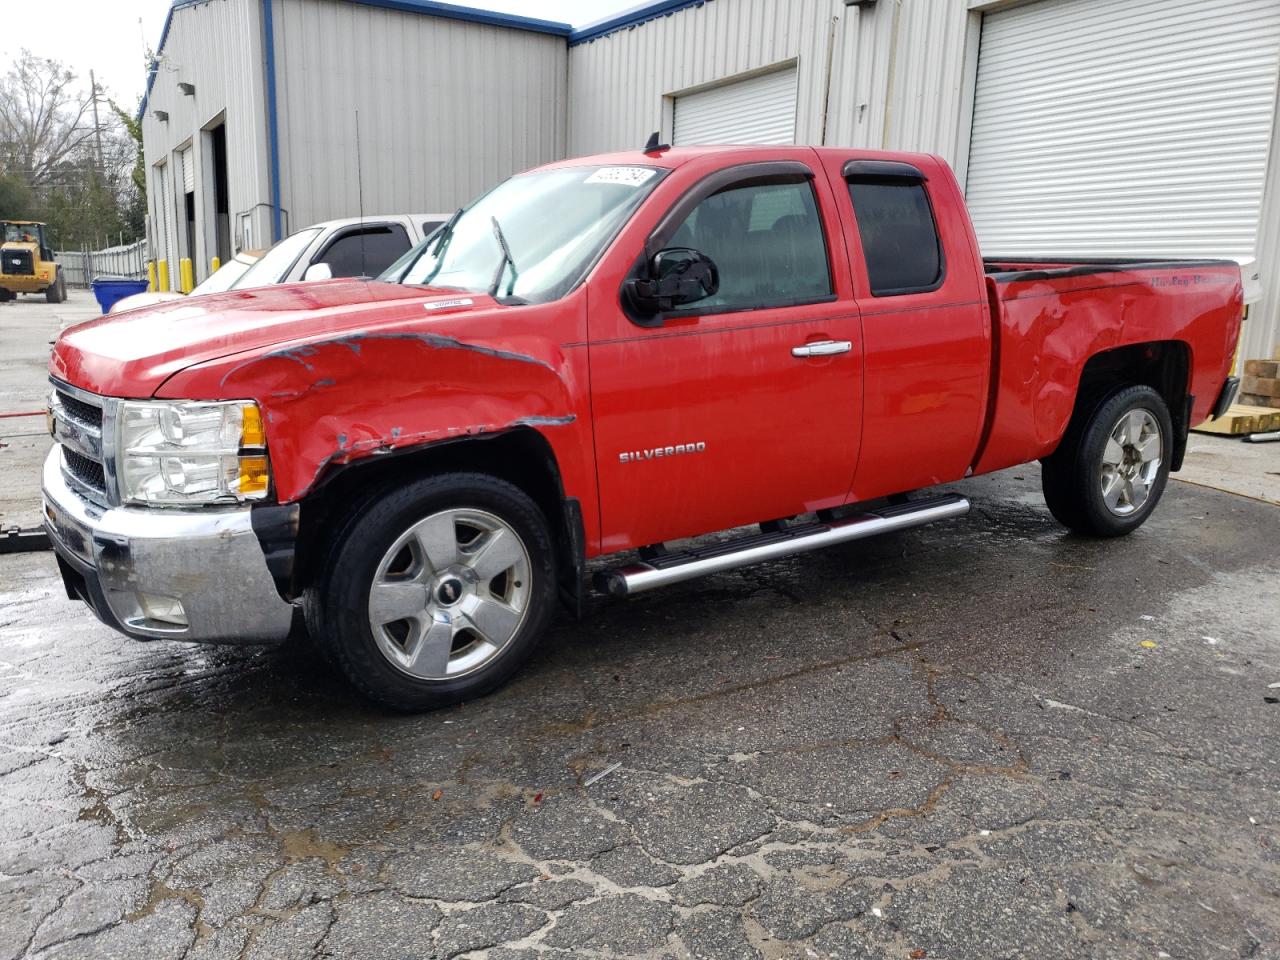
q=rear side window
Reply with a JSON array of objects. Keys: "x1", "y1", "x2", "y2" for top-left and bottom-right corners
[
  {"x1": 846, "y1": 179, "x2": 943, "y2": 296},
  {"x1": 315, "y1": 224, "x2": 411, "y2": 278}
]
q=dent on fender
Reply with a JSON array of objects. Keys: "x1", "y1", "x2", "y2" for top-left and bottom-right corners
[{"x1": 183, "y1": 330, "x2": 582, "y2": 503}]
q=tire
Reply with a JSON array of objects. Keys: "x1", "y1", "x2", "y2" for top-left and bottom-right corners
[
  {"x1": 1041, "y1": 384, "x2": 1173, "y2": 538},
  {"x1": 45, "y1": 270, "x2": 64, "y2": 304},
  {"x1": 0, "y1": 288, "x2": 12, "y2": 303},
  {"x1": 304, "y1": 472, "x2": 558, "y2": 711}
]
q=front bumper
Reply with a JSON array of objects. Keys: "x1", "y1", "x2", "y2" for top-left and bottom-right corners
[
  {"x1": 41, "y1": 447, "x2": 295, "y2": 644},
  {"x1": 1, "y1": 274, "x2": 53, "y2": 293}
]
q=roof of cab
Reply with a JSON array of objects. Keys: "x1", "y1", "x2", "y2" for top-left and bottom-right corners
[{"x1": 532, "y1": 144, "x2": 941, "y2": 174}]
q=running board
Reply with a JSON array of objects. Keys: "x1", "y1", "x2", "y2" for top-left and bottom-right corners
[{"x1": 594, "y1": 494, "x2": 970, "y2": 598}]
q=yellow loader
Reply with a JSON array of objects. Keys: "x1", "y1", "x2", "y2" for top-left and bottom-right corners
[{"x1": 0, "y1": 221, "x2": 66, "y2": 303}]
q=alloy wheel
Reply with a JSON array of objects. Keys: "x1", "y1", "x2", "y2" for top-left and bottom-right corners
[{"x1": 367, "y1": 508, "x2": 532, "y2": 680}]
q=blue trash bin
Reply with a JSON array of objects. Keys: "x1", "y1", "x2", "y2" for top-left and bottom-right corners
[{"x1": 91, "y1": 276, "x2": 151, "y2": 314}]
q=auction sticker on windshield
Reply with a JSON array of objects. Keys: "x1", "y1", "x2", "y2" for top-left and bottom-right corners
[{"x1": 585, "y1": 167, "x2": 658, "y2": 187}]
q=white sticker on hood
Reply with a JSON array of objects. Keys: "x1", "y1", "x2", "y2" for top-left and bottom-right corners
[
  {"x1": 585, "y1": 167, "x2": 658, "y2": 187},
  {"x1": 424, "y1": 298, "x2": 474, "y2": 311}
]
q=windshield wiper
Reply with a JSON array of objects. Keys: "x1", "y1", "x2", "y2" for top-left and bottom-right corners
[
  {"x1": 416, "y1": 207, "x2": 464, "y2": 286},
  {"x1": 488, "y1": 216, "x2": 519, "y2": 299},
  {"x1": 432, "y1": 207, "x2": 463, "y2": 255}
]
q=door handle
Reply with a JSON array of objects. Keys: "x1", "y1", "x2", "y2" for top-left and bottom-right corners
[{"x1": 791, "y1": 339, "x2": 852, "y2": 358}]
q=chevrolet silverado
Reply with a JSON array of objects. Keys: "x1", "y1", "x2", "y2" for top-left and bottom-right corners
[{"x1": 43, "y1": 145, "x2": 1243, "y2": 710}]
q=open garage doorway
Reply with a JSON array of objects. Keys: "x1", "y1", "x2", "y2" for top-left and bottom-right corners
[{"x1": 204, "y1": 119, "x2": 231, "y2": 265}]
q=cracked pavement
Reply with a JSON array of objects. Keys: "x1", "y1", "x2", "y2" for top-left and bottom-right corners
[{"x1": 1, "y1": 469, "x2": 1278, "y2": 959}]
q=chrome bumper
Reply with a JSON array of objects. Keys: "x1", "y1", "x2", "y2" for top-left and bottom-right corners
[{"x1": 41, "y1": 447, "x2": 295, "y2": 644}]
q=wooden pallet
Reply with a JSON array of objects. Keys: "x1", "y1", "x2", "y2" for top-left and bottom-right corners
[{"x1": 1192, "y1": 403, "x2": 1280, "y2": 436}]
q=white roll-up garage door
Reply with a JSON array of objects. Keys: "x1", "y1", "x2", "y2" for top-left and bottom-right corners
[
  {"x1": 673, "y1": 67, "x2": 798, "y2": 146},
  {"x1": 180, "y1": 146, "x2": 194, "y2": 194},
  {"x1": 966, "y1": 0, "x2": 1280, "y2": 260}
]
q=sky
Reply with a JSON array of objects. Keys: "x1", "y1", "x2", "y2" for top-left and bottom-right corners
[{"x1": 0, "y1": 0, "x2": 644, "y2": 108}]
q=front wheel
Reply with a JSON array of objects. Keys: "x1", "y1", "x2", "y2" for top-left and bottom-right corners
[
  {"x1": 305, "y1": 473, "x2": 558, "y2": 711},
  {"x1": 45, "y1": 271, "x2": 64, "y2": 304},
  {"x1": 1041, "y1": 384, "x2": 1173, "y2": 537}
]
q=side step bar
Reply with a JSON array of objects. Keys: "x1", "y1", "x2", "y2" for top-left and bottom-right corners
[{"x1": 594, "y1": 493, "x2": 970, "y2": 598}]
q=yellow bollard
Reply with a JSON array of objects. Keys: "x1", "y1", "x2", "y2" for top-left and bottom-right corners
[
  {"x1": 210, "y1": 256, "x2": 221, "y2": 275},
  {"x1": 157, "y1": 259, "x2": 170, "y2": 292},
  {"x1": 179, "y1": 258, "x2": 194, "y2": 294},
  {"x1": 147, "y1": 261, "x2": 157, "y2": 292}
]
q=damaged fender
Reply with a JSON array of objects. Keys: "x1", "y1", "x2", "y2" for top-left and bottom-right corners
[{"x1": 155, "y1": 317, "x2": 592, "y2": 508}]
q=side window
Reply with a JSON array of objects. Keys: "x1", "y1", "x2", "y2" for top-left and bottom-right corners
[
  {"x1": 315, "y1": 224, "x2": 411, "y2": 278},
  {"x1": 666, "y1": 177, "x2": 832, "y2": 312},
  {"x1": 846, "y1": 179, "x2": 943, "y2": 296},
  {"x1": 422, "y1": 219, "x2": 444, "y2": 237}
]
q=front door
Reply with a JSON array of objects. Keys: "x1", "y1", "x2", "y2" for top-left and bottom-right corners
[{"x1": 587, "y1": 161, "x2": 863, "y2": 553}]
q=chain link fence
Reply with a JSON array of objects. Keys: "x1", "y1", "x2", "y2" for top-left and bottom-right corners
[{"x1": 54, "y1": 239, "x2": 149, "y2": 288}]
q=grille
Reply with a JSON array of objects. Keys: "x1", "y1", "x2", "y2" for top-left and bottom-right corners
[
  {"x1": 2, "y1": 250, "x2": 34, "y2": 275},
  {"x1": 54, "y1": 384, "x2": 109, "y2": 503},
  {"x1": 63, "y1": 448, "x2": 107, "y2": 499},
  {"x1": 57, "y1": 390, "x2": 103, "y2": 428}
]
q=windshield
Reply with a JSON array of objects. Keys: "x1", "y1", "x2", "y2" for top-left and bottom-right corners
[
  {"x1": 3, "y1": 223, "x2": 37, "y2": 244},
  {"x1": 385, "y1": 165, "x2": 665, "y2": 303},
  {"x1": 191, "y1": 255, "x2": 256, "y2": 296},
  {"x1": 234, "y1": 227, "x2": 321, "y2": 289}
]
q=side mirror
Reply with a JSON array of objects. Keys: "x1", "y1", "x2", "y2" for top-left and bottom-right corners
[
  {"x1": 303, "y1": 262, "x2": 333, "y2": 282},
  {"x1": 623, "y1": 247, "x2": 719, "y2": 317}
]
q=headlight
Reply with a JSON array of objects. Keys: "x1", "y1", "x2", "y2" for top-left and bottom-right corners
[{"x1": 117, "y1": 400, "x2": 270, "y2": 505}]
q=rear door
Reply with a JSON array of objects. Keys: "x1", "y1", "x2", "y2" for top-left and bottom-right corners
[
  {"x1": 587, "y1": 157, "x2": 863, "y2": 553},
  {"x1": 818, "y1": 155, "x2": 990, "y2": 501}
]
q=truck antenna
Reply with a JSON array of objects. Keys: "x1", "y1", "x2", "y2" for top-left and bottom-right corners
[{"x1": 643, "y1": 131, "x2": 670, "y2": 155}]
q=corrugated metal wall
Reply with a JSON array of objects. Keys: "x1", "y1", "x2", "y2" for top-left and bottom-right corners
[
  {"x1": 141, "y1": 0, "x2": 272, "y2": 285},
  {"x1": 567, "y1": 0, "x2": 973, "y2": 164},
  {"x1": 271, "y1": 0, "x2": 568, "y2": 229},
  {"x1": 822, "y1": 0, "x2": 974, "y2": 164},
  {"x1": 567, "y1": 0, "x2": 836, "y2": 156}
]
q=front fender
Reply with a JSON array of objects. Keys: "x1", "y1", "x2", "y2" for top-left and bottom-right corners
[{"x1": 157, "y1": 328, "x2": 587, "y2": 504}]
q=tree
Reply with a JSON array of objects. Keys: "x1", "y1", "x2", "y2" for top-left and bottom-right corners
[
  {"x1": 110, "y1": 99, "x2": 146, "y2": 240},
  {"x1": 0, "y1": 50, "x2": 97, "y2": 190},
  {"x1": 0, "y1": 50, "x2": 143, "y2": 248},
  {"x1": 0, "y1": 171, "x2": 32, "y2": 219}
]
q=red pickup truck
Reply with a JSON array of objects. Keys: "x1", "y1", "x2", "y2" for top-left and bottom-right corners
[{"x1": 44, "y1": 145, "x2": 1243, "y2": 710}]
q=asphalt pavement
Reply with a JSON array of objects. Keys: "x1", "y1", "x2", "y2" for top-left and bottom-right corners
[{"x1": 2, "y1": 463, "x2": 1278, "y2": 959}]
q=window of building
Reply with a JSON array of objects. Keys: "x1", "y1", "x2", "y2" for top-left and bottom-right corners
[
  {"x1": 315, "y1": 224, "x2": 412, "y2": 278},
  {"x1": 846, "y1": 179, "x2": 943, "y2": 296},
  {"x1": 665, "y1": 177, "x2": 831, "y2": 312}
]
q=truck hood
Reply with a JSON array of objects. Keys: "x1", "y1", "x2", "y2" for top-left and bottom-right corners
[{"x1": 50, "y1": 280, "x2": 496, "y2": 397}]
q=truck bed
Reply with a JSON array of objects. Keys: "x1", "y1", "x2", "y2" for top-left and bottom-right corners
[
  {"x1": 973, "y1": 257, "x2": 1243, "y2": 477},
  {"x1": 984, "y1": 256, "x2": 1239, "y2": 283}
]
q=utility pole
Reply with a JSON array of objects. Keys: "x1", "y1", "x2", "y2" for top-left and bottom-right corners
[{"x1": 89, "y1": 69, "x2": 105, "y2": 176}]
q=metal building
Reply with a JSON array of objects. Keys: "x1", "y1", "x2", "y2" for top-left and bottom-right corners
[
  {"x1": 141, "y1": 0, "x2": 569, "y2": 285},
  {"x1": 567, "y1": 0, "x2": 1280, "y2": 364},
  {"x1": 143, "y1": 0, "x2": 1280, "y2": 361}
]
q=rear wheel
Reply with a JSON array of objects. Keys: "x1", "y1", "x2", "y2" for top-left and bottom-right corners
[
  {"x1": 305, "y1": 473, "x2": 558, "y2": 711},
  {"x1": 1041, "y1": 384, "x2": 1172, "y2": 537},
  {"x1": 0, "y1": 288, "x2": 12, "y2": 303}
]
